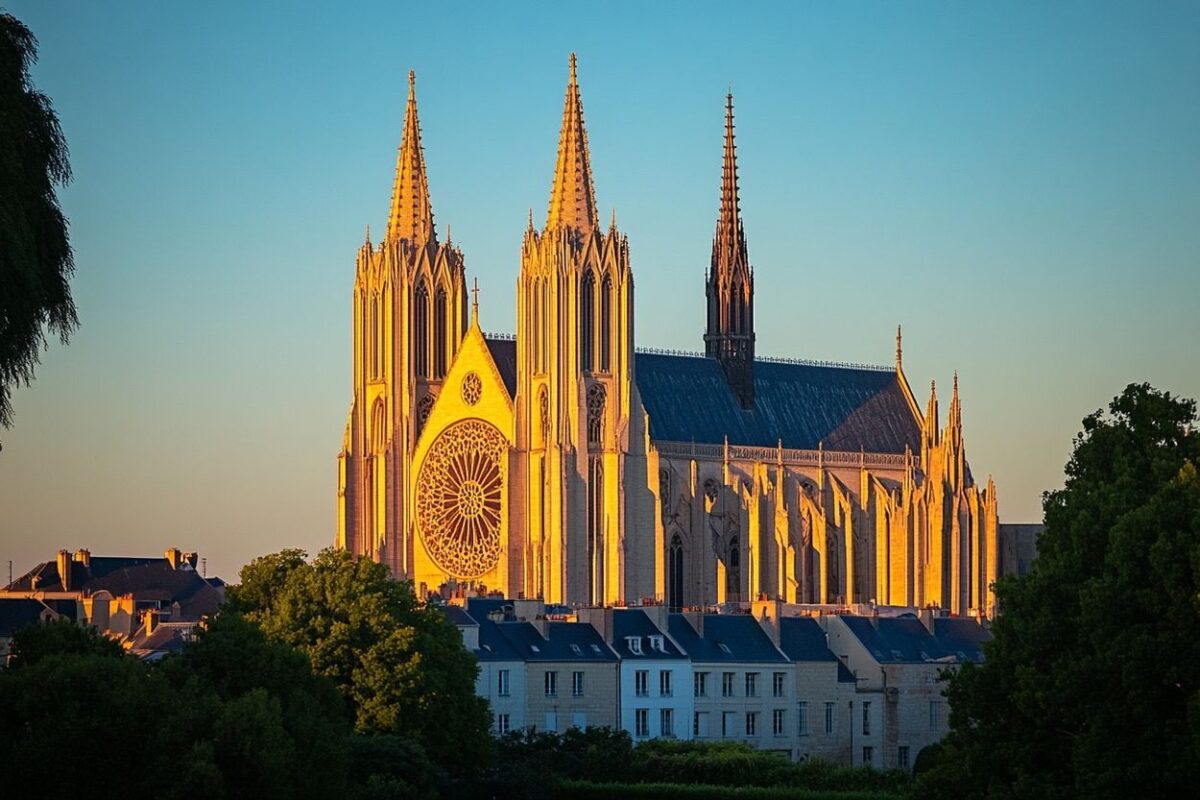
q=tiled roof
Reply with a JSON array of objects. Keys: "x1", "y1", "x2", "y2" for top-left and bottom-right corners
[
  {"x1": 483, "y1": 337, "x2": 920, "y2": 454},
  {"x1": 610, "y1": 610, "x2": 687, "y2": 660},
  {"x1": 492, "y1": 620, "x2": 617, "y2": 662},
  {"x1": 840, "y1": 615, "x2": 953, "y2": 664},
  {"x1": 0, "y1": 598, "x2": 70, "y2": 637},
  {"x1": 668, "y1": 614, "x2": 787, "y2": 663},
  {"x1": 777, "y1": 617, "x2": 839, "y2": 663},
  {"x1": 6, "y1": 556, "x2": 222, "y2": 620},
  {"x1": 932, "y1": 617, "x2": 990, "y2": 664}
]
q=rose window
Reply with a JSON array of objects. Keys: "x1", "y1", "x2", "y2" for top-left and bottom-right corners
[
  {"x1": 416, "y1": 419, "x2": 506, "y2": 578},
  {"x1": 461, "y1": 372, "x2": 482, "y2": 405}
]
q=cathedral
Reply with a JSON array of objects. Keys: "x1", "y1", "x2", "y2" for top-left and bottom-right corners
[{"x1": 336, "y1": 57, "x2": 1001, "y2": 618}]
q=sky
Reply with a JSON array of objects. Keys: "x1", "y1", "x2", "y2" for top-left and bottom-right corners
[{"x1": 1, "y1": 1, "x2": 1198, "y2": 583}]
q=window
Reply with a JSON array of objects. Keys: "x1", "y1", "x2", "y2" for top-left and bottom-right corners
[
  {"x1": 433, "y1": 287, "x2": 447, "y2": 378},
  {"x1": 570, "y1": 644, "x2": 582, "y2": 656},
  {"x1": 498, "y1": 669, "x2": 510, "y2": 697},
  {"x1": 862, "y1": 746, "x2": 873, "y2": 767},
  {"x1": 544, "y1": 712, "x2": 557, "y2": 733},
  {"x1": 862, "y1": 701, "x2": 871, "y2": 736},
  {"x1": 745, "y1": 672, "x2": 758, "y2": 698},
  {"x1": 660, "y1": 708, "x2": 674, "y2": 738},
  {"x1": 572, "y1": 712, "x2": 586, "y2": 729},
  {"x1": 929, "y1": 701, "x2": 943, "y2": 730},
  {"x1": 413, "y1": 283, "x2": 429, "y2": 378},
  {"x1": 825, "y1": 702, "x2": 835, "y2": 735},
  {"x1": 544, "y1": 671, "x2": 557, "y2": 697},
  {"x1": 659, "y1": 670, "x2": 673, "y2": 697},
  {"x1": 635, "y1": 670, "x2": 649, "y2": 697},
  {"x1": 599, "y1": 274, "x2": 612, "y2": 372},
  {"x1": 667, "y1": 534, "x2": 684, "y2": 611},
  {"x1": 722, "y1": 672, "x2": 735, "y2": 697},
  {"x1": 635, "y1": 708, "x2": 649, "y2": 737},
  {"x1": 496, "y1": 713, "x2": 510, "y2": 735},
  {"x1": 745, "y1": 711, "x2": 758, "y2": 737},
  {"x1": 694, "y1": 671, "x2": 708, "y2": 697},
  {"x1": 898, "y1": 746, "x2": 910, "y2": 770},
  {"x1": 693, "y1": 711, "x2": 704, "y2": 737},
  {"x1": 649, "y1": 635, "x2": 666, "y2": 653},
  {"x1": 773, "y1": 672, "x2": 786, "y2": 698},
  {"x1": 580, "y1": 271, "x2": 595, "y2": 372},
  {"x1": 722, "y1": 711, "x2": 736, "y2": 738},
  {"x1": 773, "y1": 709, "x2": 786, "y2": 736},
  {"x1": 572, "y1": 671, "x2": 585, "y2": 697},
  {"x1": 626, "y1": 636, "x2": 643, "y2": 655},
  {"x1": 797, "y1": 701, "x2": 808, "y2": 736}
]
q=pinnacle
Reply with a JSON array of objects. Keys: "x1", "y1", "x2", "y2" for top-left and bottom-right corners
[
  {"x1": 711, "y1": 90, "x2": 748, "y2": 281},
  {"x1": 546, "y1": 54, "x2": 598, "y2": 235},
  {"x1": 387, "y1": 70, "x2": 436, "y2": 245}
]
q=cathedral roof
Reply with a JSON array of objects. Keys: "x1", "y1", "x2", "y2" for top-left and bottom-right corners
[
  {"x1": 636, "y1": 351, "x2": 921, "y2": 454},
  {"x1": 482, "y1": 337, "x2": 921, "y2": 454}
]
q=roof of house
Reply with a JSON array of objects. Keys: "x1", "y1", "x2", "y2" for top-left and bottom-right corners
[
  {"x1": 485, "y1": 337, "x2": 919, "y2": 454},
  {"x1": 777, "y1": 616, "x2": 839, "y2": 663},
  {"x1": 474, "y1": 617, "x2": 525, "y2": 662},
  {"x1": 839, "y1": 614, "x2": 954, "y2": 664},
  {"x1": 492, "y1": 620, "x2": 617, "y2": 662},
  {"x1": 932, "y1": 617, "x2": 991, "y2": 664},
  {"x1": 0, "y1": 598, "x2": 75, "y2": 637},
  {"x1": 7, "y1": 555, "x2": 223, "y2": 620},
  {"x1": 443, "y1": 604, "x2": 477, "y2": 628},
  {"x1": 610, "y1": 610, "x2": 687, "y2": 660},
  {"x1": 668, "y1": 613, "x2": 787, "y2": 663}
]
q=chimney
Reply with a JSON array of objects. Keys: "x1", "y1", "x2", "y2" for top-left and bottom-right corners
[
  {"x1": 576, "y1": 607, "x2": 615, "y2": 643},
  {"x1": 682, "y1": 609, "x2": 705, "y2": 637},
  {"x1": 918, "y1": 606, "x2": 938, "y2": 634},
  {"x1": 752, "y1": 597, "x2": 783, "y2": 647},
  {"x1": 165, "y1": 548, "x2": 182, "y2": 570},
  {"x1": 73, "y1": 548, "x2": 91, "y2": 568},
  {"x1": 57, "y1": 549, "x2": 72, "y2": 592},
  {"x1": 183, "y1": 552, "x2": 198, "y2": 570},
  {"x1": 144, "y1": 609, "x2": 159, "y2": 636}
]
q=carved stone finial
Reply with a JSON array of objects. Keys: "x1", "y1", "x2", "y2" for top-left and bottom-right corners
[{"x1": 471, "y1": 277, "x2": 480, "y2": 320}]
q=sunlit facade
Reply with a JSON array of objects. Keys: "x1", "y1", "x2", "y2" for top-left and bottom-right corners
[{"x1": 337, "y1": 58, "x2": 1001, "y2": 616}]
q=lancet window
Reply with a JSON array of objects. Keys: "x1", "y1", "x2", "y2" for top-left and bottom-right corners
[
  {"x1": 433, "y1": 288, "x2": 447, "y2": 378},
  {"x1": 586, "y1": 383, "x2": 606, "y2": 445},
  {"x1": 580, "y1": 271, "x2": 595, "y2": 372},
  {"x1": 413, "y1": 284, "x2": 430, "y2": 378},
  {"x1": 668, "y1": 534, "x2": 684, "y2": 611},
  {"x1": 599, "y1": 275, "x2": 612, "y2": 372}
]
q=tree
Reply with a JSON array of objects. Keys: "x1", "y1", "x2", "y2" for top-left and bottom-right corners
[
  {"x1": 0, "y1": 12, "x2": 76, "y2": 433},
  {"x1": 230, "y1": 548, "x2": 492, "y2": 773},
  {"x1": 6, "y1": 616, "x2": 125, "y2": 665},
  {"x1": 920, "y1": 383, "x2": 1200, "y2": 799}
]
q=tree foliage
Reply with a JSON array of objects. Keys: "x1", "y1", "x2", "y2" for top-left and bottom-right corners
[
  {"x1": 0, "y1": 11, "x2": 76, "y2": 431},
  {"x1": 920, "y1": 383, "x2": 1200, "y2": 798},
  {"x1": 229, "y1": 548, "x2": 492, "y2": 771}
]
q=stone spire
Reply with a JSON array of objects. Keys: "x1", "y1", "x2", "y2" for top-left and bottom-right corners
[
  {"x1": 545, "y1": 53, "x2": 598, "y2": 235},
  {"x1": 704, "y1": 92, "x2": 755, "y2": 409},
  {"x1": 387, "y1": 70, "x2": 436, "y2": 245},
  {"x1": 712, "y1": 92, "x2": 749, "y2": 281}
]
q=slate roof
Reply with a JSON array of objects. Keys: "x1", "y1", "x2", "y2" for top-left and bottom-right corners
[
  {"x1": 474, "y1": 618, "x2": 525, "y2": 662},
  {"x1": 840, "y1": 615, "x2": 954, "y2": 664},
  {"x1": 484, "y1": 337, "x2": 920, "y2": 454},
  {"x1": 0, "y1": 598, "x2": 75, "y2": 637},
  {"x1": 492, "y1": 620, "x2": 617, "y2": 662},
  {"x1": 610, "y1": 610, "x2": 687, "y2": 660},
  {"x1": 932, "y1": 617, "x2": 991, "y2": 664},
  {"x1": 777, "y1": 617, "x2": 838, "y2": 663},
  {"x1": 443, "y1": 604, "x2": 477, "y2": 628},
  {"x1": 7, "y1": 556, "x2": 223, "y2": 620},
  {"x1": 668, "y1": 614, "x2": 787, "y2": 663}
]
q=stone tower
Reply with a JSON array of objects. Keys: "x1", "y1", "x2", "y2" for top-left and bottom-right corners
[
  {"x1": 512, "y1": 55, "x2": 648, "y2": 605},
  {"x1": 704, "y1": 93, "x2": 755, "y2": 409},
  {"x1": 337, "y1": 72, "x2": 469, "y2": 576}
]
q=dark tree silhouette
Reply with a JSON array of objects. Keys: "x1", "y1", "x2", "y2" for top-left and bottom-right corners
[{"x1": 0, "y1": 12, "x2": 76, "y2": 434}]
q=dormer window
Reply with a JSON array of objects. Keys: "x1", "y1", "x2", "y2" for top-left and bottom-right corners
[
  {"x1": 590, "y1": 644, "x2": 603, "y2": 655},
  {"x1": 626, "y1": 636, "x2": 644, "y2": 655},
  {"x1": 649, "y1": 635, "x2": 666, "y2": 653},
  {"x1": 717, "y1": 642, "x2": 732, "y2": 655},
  {"x1": 530, "y1": 644, "x2": 541, "y2": 654},
  {"x1": 570, "y1": 644, "x2": 583, "y2": 656}
]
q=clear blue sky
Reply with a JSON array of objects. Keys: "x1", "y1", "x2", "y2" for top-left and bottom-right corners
[{"x1": 2, "y1": 1, "x2": 1198, "y2": 582}]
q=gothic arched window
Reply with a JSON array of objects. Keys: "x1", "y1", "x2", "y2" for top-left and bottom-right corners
[
  {"x1": 731, "y1": 281, "x2": 742, "y2": 333},
  {"x1": 413, "y1": 283, "x2": 430, "y2": 378},
  {"x1": 538, "y1": 387, "x2": 549, "y2": 447},
  {"x1": 433, "y1": 287, "x2": 447, "y2": 378},
  {"x1": 369, "y1": 293, "x2": 379, "y2": 378},
  {"x1": 580, "y1": 271, "x2": 595, "y2": 372},
  {"x1": 599, "y1": 275, "x2": 612, "y2": 372},
  {"x1": 531, "y1": 280, "x2": 542, "y2": 373},
  {"x1": 668, "y1": 534, "x2": 684, "y2": 611},
  {"x1": 586, "y1": 383, "x2": 606, "y2": 445}
]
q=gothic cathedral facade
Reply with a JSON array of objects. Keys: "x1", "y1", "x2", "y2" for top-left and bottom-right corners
[{"x1": 337, "y1": 59, "x2": 1002, "y2": 617}]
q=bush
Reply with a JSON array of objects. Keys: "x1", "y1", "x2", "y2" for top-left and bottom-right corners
[{"x1": 553, "y1": 780, "x2": 903, "y2": 800}]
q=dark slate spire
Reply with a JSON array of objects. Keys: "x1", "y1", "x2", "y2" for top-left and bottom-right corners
[{"x1": 704, "y1": 92, "x2": 755, "y2": 409}]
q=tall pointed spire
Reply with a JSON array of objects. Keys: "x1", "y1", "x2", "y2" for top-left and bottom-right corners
[
  {"x1": 713, "y1": 91, "x2": 748, "y2": 277},
  {"x1": 546, "y1": 53, "x2": 598, "y2": 234},
  {"x1": 387, "y1": 70, "x2": 436, "y2": 245}
]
